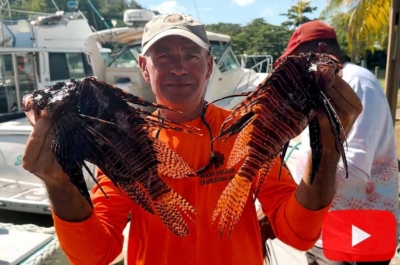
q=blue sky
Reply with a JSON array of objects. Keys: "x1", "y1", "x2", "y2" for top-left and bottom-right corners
[{"x1": 134, "y1": 0, "x2": 328, "y2": 26}]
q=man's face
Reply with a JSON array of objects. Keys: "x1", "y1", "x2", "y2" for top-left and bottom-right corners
[{"x1": 138, "y1": 36, "x2": 213, "y2": 111}]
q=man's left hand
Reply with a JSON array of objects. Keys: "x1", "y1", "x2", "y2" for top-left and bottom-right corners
[{"x1": 315, "y1": 71, "x2": 363, "y2": 154}]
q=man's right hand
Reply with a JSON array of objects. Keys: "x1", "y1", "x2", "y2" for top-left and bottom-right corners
[
  {"x1": 22, "y1": 110, "x2": 68, "y2": 185},
  {"x1": 22, "y1": 110, "x2": 92, "y2": 221}
]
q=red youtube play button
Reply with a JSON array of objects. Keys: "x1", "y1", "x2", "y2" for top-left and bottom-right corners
[{"x1": 322, "y1": 210, "x2": 397, "y2": 262}]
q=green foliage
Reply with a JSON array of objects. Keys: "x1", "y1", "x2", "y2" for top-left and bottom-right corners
[
  {"x1": 279, "y1": 1, "x2": 317, "y2": 29},
  {"x1": 4, "y1": 0, "x2": 387, "y2": 68}
]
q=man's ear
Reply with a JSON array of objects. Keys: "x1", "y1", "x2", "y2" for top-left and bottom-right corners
[
  {"x1": 205, "y1": 54, "x2": 213, "y2": 81},
  {"x1": 317, "y1": 42, "x2": 329, "y2": 53},
  {"x1": 138, "y1": 55, "x2": 150, "y2": 82}
]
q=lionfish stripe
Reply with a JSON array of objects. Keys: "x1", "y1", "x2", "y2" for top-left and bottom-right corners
[
  {"x1": 120, "y1": 180, "x2": 155, "y2": 214},
  {"x1": 226, "y1": 123, "x2": 254, "y2": 169},
  {"x1": 153, "y1": 139, "x2": 196, "y2": 178},
  {"x1": 253, "y1": 158, "x2": 276, "y2": 200},
  {"x1": 153, "y1": 190, "x2": 199, "y2": 237}
]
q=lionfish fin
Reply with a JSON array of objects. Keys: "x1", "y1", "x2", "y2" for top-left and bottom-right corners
[
  {"x1": 70, "y1": 114, "x2": 130, "y2": 189},
  {"x1": 226, "y1": 122, "x2": 254, "y2": 169},
  {"x1": 120, "y1": 180, "x2": 155, "y2": 215},
  {"x1": 218, "y1": 88, "x2": 262, "y2": 134},
  {"x1": 86, "y1": 77, "x2": 182, "y2": 113},
  {"x1": 51, "y1": 138, "x2": 93, "y2": 208},
  {"x1": 81, "y1": 161, "x2": 109, "y2": 200},
  {"x1": 278, "y1": 142, "x2": 290, "y2": 181},
  {"x1": 207, "y1": 91, "x2": 252, "y2": 105},
  {"x1": 145, "y1": 118, "x2": 203, "y2": 136},
  {"x1": 153, "y1": 138, "x2": 196, "y2": 178},
  {"x1": 319, "y1": 91, "x2": 348, "y2": 178},
  {"x1": 211, "y1": 175, "x2": 252, "y2": 238},
  {"x1": 308, "y1": 117, "x2": 323, "y2": 184},
  {"x1": 214, "y1": 111, "x2": 254, "y2": 143},
  {"x1": 253, "y1": 159, "x2": 275, "y2": 200},
  {"x1": 153, "y1": 190, "x2": 199, "y2": 237}
]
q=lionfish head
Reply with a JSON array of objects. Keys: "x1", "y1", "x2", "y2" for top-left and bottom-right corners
[
  {"x1": 304, "y1": 52, "x2": 343, "y2": 74},
  {"x1": 22, "y1": 80, "x2": 79, "y2": 126}
]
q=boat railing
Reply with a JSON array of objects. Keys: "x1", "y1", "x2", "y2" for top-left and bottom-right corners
[{"x1": 238, "y1": 54, "x2": 274, "y2": 74}]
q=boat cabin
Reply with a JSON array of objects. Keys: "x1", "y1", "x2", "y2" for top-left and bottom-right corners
[
  {"x1": 0, "y1": 10, "x2": 111, "y2": 116},
  {"x1": 86, "y1": 9, "x2": 273, "y2": 111}
]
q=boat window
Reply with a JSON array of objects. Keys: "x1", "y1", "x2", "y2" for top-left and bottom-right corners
[
  {"x1": 218, "y1": 48, "x2": 241, "y2": 73},
  {"x1": 108, "y1": 45, "x2": 140, "y2": 68},
  {"x1": 48, "y1": 52, "x2": 92, "y2": 81},
  {"x1": 0, "y1": 53, "x2": 36, "y2": 114},
  {"x1": 209, "y1": 41, "x2": 229, "y2": 64}
]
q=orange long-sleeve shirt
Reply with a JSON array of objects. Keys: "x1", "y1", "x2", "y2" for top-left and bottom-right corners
[{"x1": 53, "y1": 103, "x2": 330, "y2": 265}]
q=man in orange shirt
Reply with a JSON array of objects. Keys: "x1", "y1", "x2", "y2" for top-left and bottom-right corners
[{"x1": 21, "y1": 14, "x2": 362, "y2": 265}]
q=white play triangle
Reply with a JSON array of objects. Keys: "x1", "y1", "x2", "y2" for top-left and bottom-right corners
[{"x1": 352, "y1": 225, "x2": 371, "y2": 247}]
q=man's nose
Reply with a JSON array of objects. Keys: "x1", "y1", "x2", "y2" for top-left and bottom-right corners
[{"x1": 170, "y1": 57, "x2": 188, "y2": 76}]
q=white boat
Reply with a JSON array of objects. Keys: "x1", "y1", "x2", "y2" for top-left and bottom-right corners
[
  {"x1": 0, "y1": 9, "x2": 111, "y2": 214},
  {"x1": 86, "y1": 9, "x2": 273, "y2": 111}
]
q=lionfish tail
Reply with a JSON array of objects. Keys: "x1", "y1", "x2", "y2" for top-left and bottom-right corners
[
  {"x1": 122, "y1": 181, "x2": 155, "y2": 215},
  {"x1": 153, "y1": 139, "x2": 197, "y2": 178},
  {"x1": 211, "y1": 175, "x2": 252, "y2": 238},
  {"x1": 153, "y1": 190, "x2": 199, "y2": 237}
]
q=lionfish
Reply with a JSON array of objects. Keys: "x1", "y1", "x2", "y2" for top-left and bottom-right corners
[
  {"x1": 22, "y1": 76, "x2": 202, "y2": 237},
  {"x1": 209, "y1": 52, "x2": 349, "y2": 237}
]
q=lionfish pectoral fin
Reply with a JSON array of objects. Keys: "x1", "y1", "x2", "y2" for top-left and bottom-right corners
[
  {"x1": 226, "y1": 121, "x2": 254, "y2": 169},
  {"x1": 81, "y1": 161, "x2": 109, "y2": 200},
  {"x1": 309, "y1": 117, "x2": 322, "y2": 185},
  {"x1": 75, "y1": 113, "x2": 124, "y2": 130},
  {"x1": 51, "y1": 139, "x2": 93, "y2": 208},
  {"x1": 120, "y1": 180, "x2": 155, "y2": 215},
  {"x1": 153, "y1": 189, "x2": 199, "y2": 237},
  {"x1": 278, "y1": 141, "x2": 290, "y2": 181},
  {"x1": 70, "y1": 115, "x2": 130, "y2": 188},
  {"x1": 215, "y1": 111, "x2": 254, "y2": 143},
  {"x1": 207, "y1": 91, "x2": 252, "y2": 105},
  {"x1": 319, "y1": 92, "x2": 349, "y2": 178},
  {"x1": 153, "y1": 138, "x2": 196, "y2": 178},
  {"x1": 145, "y1": 119, "x2": 202, "y2": 136},
  {"x1": 115, "y1": 89, "x2": 182, "y2": 113},
  {"x1": 211, "y1": 174, "x2": 252, "y2": 238},
  {"x1": 253, "y1": 159, "x2": 275, "y2": 201}
]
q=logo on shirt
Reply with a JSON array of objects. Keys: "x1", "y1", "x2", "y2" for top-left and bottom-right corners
[
  {"x1": 322, "y1": 209, "x2": 397, "y2": 262},
  {"x1": 199, "y1": 151, "x2": 237, "y2": 186}
]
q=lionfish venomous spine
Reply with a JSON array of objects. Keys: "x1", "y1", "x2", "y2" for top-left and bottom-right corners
[
  {"x1": 22, "y1": 77, "x2": 202, "y2": 237},
  {"x1": 209, "y1": 52, "x2": 349, "y2": 237}
]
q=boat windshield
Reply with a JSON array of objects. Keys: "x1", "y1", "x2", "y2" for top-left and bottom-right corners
[{"x1": 107, "y1": 40, "x2": 240, "y2": 73}]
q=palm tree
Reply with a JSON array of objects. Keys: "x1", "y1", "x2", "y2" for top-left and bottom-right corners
[{"x1": 317, "y1": 0, "x2": 390, "y2": 62}]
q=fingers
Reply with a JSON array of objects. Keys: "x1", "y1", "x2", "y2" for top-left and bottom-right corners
[
  {"x1": 315, "y1": 69, "x2": 336, "y2": 91},
  {"x1": 22, "y1": 110, "x2": 54, "y2": 173},
  {"x1": 331, "y1": 75, "x2": 363, "y2": 114}
]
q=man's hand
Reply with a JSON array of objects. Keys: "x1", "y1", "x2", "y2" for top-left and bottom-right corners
[
  {"x1": 315, "y1": 71, "x2": 363, "y2": 153},
  {"x1": 22, "y1": 110, "x2": 67, "y2": 185},
  {"x1": 22, "y1": 110, "x2": 92, "y2": 221},
  {"x1": 295, "y1": 71, "x2": 363, "y2": 210}
]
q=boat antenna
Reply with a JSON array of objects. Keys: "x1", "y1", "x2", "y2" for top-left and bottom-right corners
[
  {"x1": 50, "y1": 0, "x2": 60, "y2": 11},
  {"x1": 193, "y1": 0, "x2": 201, "y2": 22}
]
